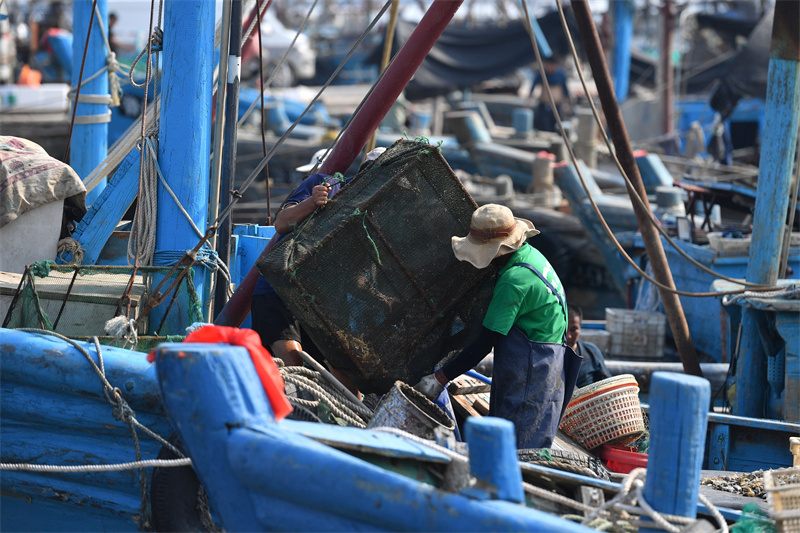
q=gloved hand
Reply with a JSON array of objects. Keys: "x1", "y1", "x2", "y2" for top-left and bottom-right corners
[{"x1": 414, "y1": 370, "x2": 447, "y2": 400}]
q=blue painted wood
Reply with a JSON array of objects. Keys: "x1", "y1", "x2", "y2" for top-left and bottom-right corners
[
  {"x1": 150, "y1": 0, "x2": 215, "y2": 334},
  {"x1": 643, "y1": 372, "x2": 710, "y2": 526},
  {"x1": 231, "y1": 224, "x2": 275, "y2": 328},
  {"x1": 67, "y1": 147, "x2": 139, "y2": 265},
  {"x1": 706, "y1": 423, "x2": 730, "y2": 471},
  {"x1": 612, "y1": 0, "x2": 634, "y2": 103},
  {"x1": 0, "y1": 329, "x2": 169, "y2": 532},
  {"x1": 156, "y1": 342, "x2": 593, "y2": 532},
  {"x1": 463, "y1": 417, "x2": 524, "y2": 503},
  {"x1": 634, "y1": 153, "x2": 674, "y2": 192},
  {"x1": 284, "y1": 420, "x2": 451, "y2": 462},
  {"x1": 72, "y1": 0, "x2": 109, "y2": 206},
  {"x1": 736, "y1": 58, "x2": 800, "y2": 418},
  {"x1": 776, "y1": 312, "x2": 800, "y2": 422}
]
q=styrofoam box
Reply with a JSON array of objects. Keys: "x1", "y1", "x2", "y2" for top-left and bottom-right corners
[
  {"x1": 707, "y1": 231, "x2": 800, "y2": 254},
  {"x1": 0, "y1": 83, "x2": 70, "y2": 112},
  {"x1": 605, "y1": 308, "x2": 666, "y2": 358},
  {"x1": 579, "y1": 329, "x2": 611, "y2": 353}
]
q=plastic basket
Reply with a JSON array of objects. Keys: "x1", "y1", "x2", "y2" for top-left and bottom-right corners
[
  {"x1": 559, "y1": 374, "x2": 646, "y2": 450},
  {"x1": 596, "y1": 444, "x2": 648, "y2": 474},
  {"x1": 605, "y1": 308, "x2": 666, "y2": 358},
  {"x1": 765, "y1": 467, "x2": 800, "y2": 533}
]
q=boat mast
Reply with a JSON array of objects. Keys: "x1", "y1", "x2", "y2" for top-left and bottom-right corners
[
  {"x1": 571, "y1": 0, "x2": 703, "y2": 378},
  {"x1": 735, "y1": 1, "x2": 800, "y2": 418},
  {"x1": 214, "y1": 0, "x2": 244, "y2": 312},
  {"x1": 71, "y1": 0, "x2": 110, "y2": 206},
  {"x1": 150, "y1": 0, "x2": 216, "y2": 334},
  {"x1": 214, "y1": 0, "x2": 466, "y2": 328}
]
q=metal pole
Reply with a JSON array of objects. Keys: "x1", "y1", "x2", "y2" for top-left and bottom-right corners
[
  {"x1": 571, "y1": 0, "x2": 703, "y2": 378},
  {"x1": 214, "y1": 0, "x2": 243, "y2": 314},
  {"x1": 662, "y1": 0, "x2": 674, "y2": 135},
  {"x1": 150, "y1": 0, "x2": 215, "y2": 334},
  {"x1": 72, "y1": 0, "x2": 109, "y2": 206},
  {"x1": 214, "y1": 0, "x2": 465, "y2": 328},
  {"x1": 735, "y1": 1, "x2": 800, "y2": 418},
  {"x1": 209, "y1": 0, "x2": 233, "y2": 249}
]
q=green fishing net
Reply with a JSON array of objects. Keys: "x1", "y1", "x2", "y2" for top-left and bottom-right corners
[{"x1": 259, "y1": 139, "x2": 498, "y2": 393}]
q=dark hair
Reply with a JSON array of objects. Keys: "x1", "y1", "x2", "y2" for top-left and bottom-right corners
[{"x1": 567, "y1": 303, "x2": 582, "y2": 322}]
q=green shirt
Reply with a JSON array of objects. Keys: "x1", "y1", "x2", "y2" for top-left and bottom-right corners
[{"x1": 482, "y1": 243, "x2": 567, "y2": 343}]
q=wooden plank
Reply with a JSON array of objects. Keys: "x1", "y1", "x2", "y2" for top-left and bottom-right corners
[
  {"x1": 451, "y1": 394, "x2": 481, "y2": 419},
  {"x1": 472, "y1": 397, "x2": 489, "y2": 416},
  {"x1": 447, "y1": 375, "x2": 491, "y2": 395},
  {"x1": 68, "y1": 147, "x2": 139, "y2": 265}
]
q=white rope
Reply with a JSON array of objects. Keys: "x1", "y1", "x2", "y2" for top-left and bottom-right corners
[
  {"x1": 0, "y1": 458, "x2": 192, "y2": 473},
  {"x1": 104, "y1": 315, "x2": 139, "y2": 347},
  {"x1": 127, "y1": 137, "x2": 159, "y2": 266},
  {"x1": 82, "y1": 100, "x2": 159, "y2": 193},
  {"x1": 73, "y1": 110, "x2": 112, "y2": 124},
  {"x1": 69, "y1": 93, "x2": 113, "y2": 104},
  {"x1": 723, "y1": 285, "x2": 800, "y2": 305},
  {"x1": 146, "y1": 138, "x2": 204, "y2": 240},
  {"x1": 370, "y1": 427, "x2": 469, "y2": 463},
  {"x1": 282, "y1": 372, "x2": 368, "y2": 427}
]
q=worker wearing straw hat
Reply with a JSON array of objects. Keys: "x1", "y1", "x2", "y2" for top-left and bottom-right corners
[{"x1": 414, "y1": 204, "x2": 582, "y2": 449}]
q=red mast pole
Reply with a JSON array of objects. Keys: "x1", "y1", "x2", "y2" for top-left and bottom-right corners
[{"x1": 215, "y1": 0, "x2": 464, "y2": 327}]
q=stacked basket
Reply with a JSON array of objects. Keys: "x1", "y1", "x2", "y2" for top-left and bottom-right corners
[{"x1": 559, "y1": 374, "x2": 646, "y2": 450}]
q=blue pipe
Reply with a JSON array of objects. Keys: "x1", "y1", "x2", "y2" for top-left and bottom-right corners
[
  {"x1": 466, "y1": 369, "x2": 492, "y2": 384},
  {"x1": 612, "y1": 0, "x2": 634, "y2": 103},
  {"x1": 72, "y1": 0, "x2": 109, "y2": 206}
]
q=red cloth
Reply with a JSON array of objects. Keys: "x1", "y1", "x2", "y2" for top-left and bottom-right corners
[{"x1": 148, "y1": 326, "x2": 292, "y2": 421}]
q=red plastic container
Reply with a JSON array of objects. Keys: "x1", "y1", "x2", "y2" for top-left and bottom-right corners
[{"x1": 597, "y1": 444, "x2": 648, "y2": 474}]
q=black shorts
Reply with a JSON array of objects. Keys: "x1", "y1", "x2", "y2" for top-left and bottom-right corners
[{"x1": 250, "y1": 292, "x2": 325, "y2": 364}]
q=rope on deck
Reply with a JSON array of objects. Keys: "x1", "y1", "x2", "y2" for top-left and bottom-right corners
[{"x1": 0, "y1": 458, "x2": 192, "y2": 473}]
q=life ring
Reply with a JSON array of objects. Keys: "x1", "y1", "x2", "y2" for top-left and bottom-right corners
[{"x1": 150, "y1": 435, "x2": 218, "y2": 532}]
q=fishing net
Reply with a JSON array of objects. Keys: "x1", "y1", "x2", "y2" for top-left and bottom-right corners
[
  {"x1": 1, "y1": 262, "x2": 199, "y2": 350},
  {"x1": 258, "y1": 139, "x2": 498, "y2": 393}
]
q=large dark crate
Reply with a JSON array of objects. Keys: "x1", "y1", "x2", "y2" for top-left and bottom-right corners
[{"x1": 258, "y1": 140, "x2": 497, "y2": 392}]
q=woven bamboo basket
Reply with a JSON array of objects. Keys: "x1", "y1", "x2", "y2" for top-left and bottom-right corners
[
  {"x1": 765, "y1": 467, "x2": 800, "y2": 533},
  {"x1": 559, "y1": 374, "x2": 645, "y2": 450}
]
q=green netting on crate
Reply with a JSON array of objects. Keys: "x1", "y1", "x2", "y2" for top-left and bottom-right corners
[
  {"x1": 2, "y1": 262, "x2": 198, "y2": 350},
  {"x1": 258, "y1": 139, "x2": 498, "y2": 393}
]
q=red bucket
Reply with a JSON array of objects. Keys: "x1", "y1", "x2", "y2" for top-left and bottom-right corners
[{"x1": 597, "y1": 444, "x2": 648, "y2": 474}]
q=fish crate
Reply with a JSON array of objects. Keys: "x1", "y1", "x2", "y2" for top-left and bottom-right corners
[
  {"x1": 258, "y1": 139, "x2": 498, "y2": 393},
  {"x1": 765, "y1": 467, "x2": 800, "y2": 533},
  {"x1": 605, "y1": 308, "x2": 666, "y2": 359}
]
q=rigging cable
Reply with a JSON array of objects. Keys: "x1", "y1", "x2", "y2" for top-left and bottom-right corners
[{"x1": 519, "y1": 0, "x2": 789, "y2": 299}]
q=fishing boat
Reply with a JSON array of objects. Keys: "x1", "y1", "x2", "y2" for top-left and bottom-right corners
[{"x1": 1, "y1": 0, "x2": 798, "y2": 531}]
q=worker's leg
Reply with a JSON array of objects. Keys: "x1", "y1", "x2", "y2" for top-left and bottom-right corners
[
  {"x1": 269, "y1": 339, "x2": 304, "y2": 367},
  {"x1": 251, "y1": 293, "x2": 304, "y2": 367}
]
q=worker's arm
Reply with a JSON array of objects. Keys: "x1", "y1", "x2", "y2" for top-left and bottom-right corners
[
  {"x1": 273, "y1": 183, "x2": 331, "y2": 234},
  {"x1": 414, "y1": 327, "x2": 498, "y2": 399},
  {"x1": 439, "y1": 326, "x2": 499, "y2": 382}
]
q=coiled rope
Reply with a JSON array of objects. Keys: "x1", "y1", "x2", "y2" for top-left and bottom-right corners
[{"x1": 280, "y1": 365, "x2": 372, "y2": 427}]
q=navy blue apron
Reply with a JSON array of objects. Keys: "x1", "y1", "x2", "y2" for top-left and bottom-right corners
[{"x1": 488, "y1": 262, "x2": 583, "y2": 449}]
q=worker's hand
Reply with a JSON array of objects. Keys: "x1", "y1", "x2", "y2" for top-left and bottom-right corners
[
  {"x1": 310, "y1": 183, "x2": 332, "y2": 206},
  {"x1": 414, "y1": 372, "x2": 446, "y2": 400}
]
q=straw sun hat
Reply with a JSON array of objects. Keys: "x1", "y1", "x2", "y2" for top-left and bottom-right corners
[{"x1": 452, "y1": 204, "x2": 540, "y2": 269}]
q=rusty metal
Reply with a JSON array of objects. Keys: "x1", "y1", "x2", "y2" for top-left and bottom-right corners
[
  {"x1": 571, "y1": 0, "x2": 703, "y2": 378},
  {"x1": 770, "y1": 1, "x2": 800, "y2": 62},
  {"x1": 52, "y1": 268, "x2": 81, "y2": 331}
]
